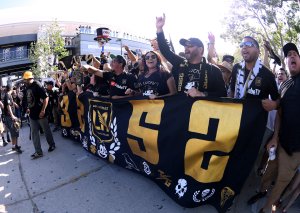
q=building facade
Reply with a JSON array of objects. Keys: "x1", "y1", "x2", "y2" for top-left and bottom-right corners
[{"x1": 0, "y1": 21, "x2": 152, "y2": 85}]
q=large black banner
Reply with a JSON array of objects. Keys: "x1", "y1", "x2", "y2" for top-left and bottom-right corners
[{"x1": 60, "y1": 93, "x2": 267, "y2": 213}]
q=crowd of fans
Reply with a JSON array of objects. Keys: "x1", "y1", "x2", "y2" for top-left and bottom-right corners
[{"x1": 1, "y1": 14, "x2": 299, "y2": 212}]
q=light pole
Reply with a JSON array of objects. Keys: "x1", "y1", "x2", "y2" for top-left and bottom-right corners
[{"x1": 116, "y1": 38, "x2": 122, "y2": 55}]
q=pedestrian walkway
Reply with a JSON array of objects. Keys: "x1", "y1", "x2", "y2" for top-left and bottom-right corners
[{"x1": 0, "y1": 125, "x2": 299, "y2": 213}]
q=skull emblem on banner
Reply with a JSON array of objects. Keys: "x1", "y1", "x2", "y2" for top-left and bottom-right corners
[
  {"x1": 175, "y1": 179, "x2": 187, "y2": 198},
  {"x1": 97, "y1": 144, "x2": 108, "y2": 158}
]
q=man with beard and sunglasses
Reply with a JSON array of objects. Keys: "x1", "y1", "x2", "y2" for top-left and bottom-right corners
[
  {"x1": 230, "y1": 36, "x2": 279, "y2": 111},
  {"x1": 155, "y1": 14, "x2": 226, "y2": 98}
]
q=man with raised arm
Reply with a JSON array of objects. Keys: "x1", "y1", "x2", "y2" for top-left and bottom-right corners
[{"x1": 155, "y1": 14, "x2": 226, "y2": 98}]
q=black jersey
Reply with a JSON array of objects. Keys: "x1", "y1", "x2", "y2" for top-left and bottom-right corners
[
  {"x1": 230, "y1": 63, "x2": 279, "y2": 100},
  {"x1": 279, "y1": 74, "x2": 300, "y2": 154},
  {"x1": 103, "y1": 71, "x2": 137, "y2": 97},
  {"x1": 137, "y1": 70, "x2": 172, "y2": 96}
]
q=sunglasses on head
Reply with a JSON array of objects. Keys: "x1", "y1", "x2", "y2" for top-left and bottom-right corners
[
  {"x1": 239, "y1": 41, "x2": 256, "y2": 48},
  {"x1": 145, "y1": 55, "x2": 157, "y2": 60}
]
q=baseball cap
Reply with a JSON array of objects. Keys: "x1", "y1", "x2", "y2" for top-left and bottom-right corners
[
  {"x1": 23, "y1": 71, "x2": 34, "y2": 80},
  {"x1": 222, "y1": 55, "x2": 235, "y2": 63},
  {"x1": 46, "y1": 81, "x2": 54, "y2": 86},
  {"x1": 283, "y1": 43, "x2": 299, "y2": 57},
  {"x1": 179, "y1": 38, "x2": 204, "y2": 47}
]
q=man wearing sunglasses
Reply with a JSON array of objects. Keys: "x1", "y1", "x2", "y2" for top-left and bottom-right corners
[
  {"x1": 155, "y1": 14, "x2": 226, "y2": 98},
  {"x1": 230, "y1": 36, "x2": 279, "y2": 111}
]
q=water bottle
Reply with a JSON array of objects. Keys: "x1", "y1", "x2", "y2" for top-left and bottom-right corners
[{"x1": 269, "y1": 146, "x2": 276, "y2": 161}]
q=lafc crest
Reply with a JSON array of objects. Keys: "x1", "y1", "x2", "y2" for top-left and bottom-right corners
[{"x1": 89, "y1": 100, "x2": 113, "y2": 143}]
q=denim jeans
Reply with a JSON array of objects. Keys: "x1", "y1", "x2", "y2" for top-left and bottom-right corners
[{"x1": 30, "y1": 117, "x2": 55, "y2": 154}]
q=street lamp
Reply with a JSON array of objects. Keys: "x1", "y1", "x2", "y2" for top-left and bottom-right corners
[{"x1": 116, "y1": 38, "x2": 122, "y2": 55}]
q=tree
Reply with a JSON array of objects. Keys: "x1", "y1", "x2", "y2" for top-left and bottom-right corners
[
  {"x1": 221, "y1": 0, "x2": 300, "y2": 68},
  {"x1": 30, "y1": 20, "x2": 68, "y2": 77}
]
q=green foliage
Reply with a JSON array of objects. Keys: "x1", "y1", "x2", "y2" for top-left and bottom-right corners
[
  {"x1": 29, "y1": 20, "x2": 68, "y2": 77},
  {"x1": 221, "y1": 0, "x2": 300, "y2": 66}
]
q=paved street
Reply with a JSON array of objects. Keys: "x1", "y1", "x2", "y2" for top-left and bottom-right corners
[{"x1": 0, "y1": 125, "x2": 299, "y2": 213}]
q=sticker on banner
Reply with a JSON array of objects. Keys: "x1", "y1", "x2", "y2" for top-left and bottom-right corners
[
  {"x1": 157, "y1": 170, "x2": 172, "y2": 187},
  {"x1": 193, "y1": 188, "x2": 215, "y2": 203},
  {"x1": 62, "y1": 128, "x2": 68, "y2": 137},
  {"x1": 175, "y1": 179, "x2": 187, "y2": 198},
  {"x1": 98, "y1": 144, "x2": 108, "y2": 158},
  {"x1": 220, "y1": 187, "x2": 235, "y2": 207},
  {"x1": 143, "y1": 161, "x2": 151, "y2": 175},
  {"x1": 82, "y1": 136, "x2": 88, "y2": 149},
  {"x1": 122, "y1": 153, "x2": 139, "y2": 171}
]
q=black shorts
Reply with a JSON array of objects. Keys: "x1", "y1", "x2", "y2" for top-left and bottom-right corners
[{"x1": 4, "y1": 116, "x2": 19, "y2": 138}]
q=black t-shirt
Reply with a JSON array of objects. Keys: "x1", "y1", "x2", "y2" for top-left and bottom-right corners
[
  {"x1": 102, "y1": 71, "x2": 137, "y2": 97},
  {"x1": 230, "y1": 63, "x2": 279, "y2": 100},
  {"x1": 93, "y1": 75, "x2": 110, "y2": 96},
  {"x1": 47, "y1": 89, "x2": 59, "y2": 107},
  {"x1": 137, "y1": 70, "x2": 172, "y2": 96},
  {"x1": 26, "y1": 81, "x2": 48, "y2": 120},
  {"x1": 3, "y1": 93, "x2": 14, "y2": 117},
  {"x1": 279, "y1": 74, "x2": 300, "y2": 154}
]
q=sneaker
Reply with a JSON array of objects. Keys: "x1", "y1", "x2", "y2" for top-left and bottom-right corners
[
  {"x1": 12, "y1": 146, "x2": 22, "y2": 154},
  {"x1": 247, "y1": 191, "x2": 267, "y2": 205},
  {"x1": 12, "y1": 145, "x2": 21, "y2": 150},
  {"x1": 48, "y1": 145, "x2": 56, "y2": 152},
  {"x1": 2, "y1": 141, "x2": 8, "y2": 146},
  {"x1": 31, "y1": 152, "x2": 43, "y2": 159}
]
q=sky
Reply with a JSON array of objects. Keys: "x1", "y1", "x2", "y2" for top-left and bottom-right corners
[{"x1": 0, "y1": 0, "x2": 236, "y2": 54}]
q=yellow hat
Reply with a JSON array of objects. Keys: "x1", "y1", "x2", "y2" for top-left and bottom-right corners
[{"x1": 23, "y1": 71, "x2": 34, "y2": 80}]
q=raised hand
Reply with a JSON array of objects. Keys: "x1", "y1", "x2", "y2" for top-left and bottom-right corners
[
  {"x1": 208, "y1": 32, "x2": 215, "y2": 43},
  {"x1": 263, "y1": 39, "x2": 272, "y2": 52},
  {"x1": 156, "y1": 13, "x2": 166, "y2": 32}
]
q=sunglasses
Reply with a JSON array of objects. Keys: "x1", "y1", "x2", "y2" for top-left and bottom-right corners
[
  {"x1": 239, "y1": 41, "x2": 256, "y2": 48},
  {"x1": 145, "y1": 55, "x2": 157, "y2": 60}
]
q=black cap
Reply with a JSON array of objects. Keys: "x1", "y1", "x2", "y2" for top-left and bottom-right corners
[
  {"x1": 222, "y1": 55, "x2": 235, "y2": 63},
  {"x1": 283, "y1": 43, "x2": 299, "y2": 57},
  {"x1": 179, "y1": 38, "x2": 204, "y2": 47},
  {"x1": 46, "y1": 81, "x2": 54, "y2": 86}
]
